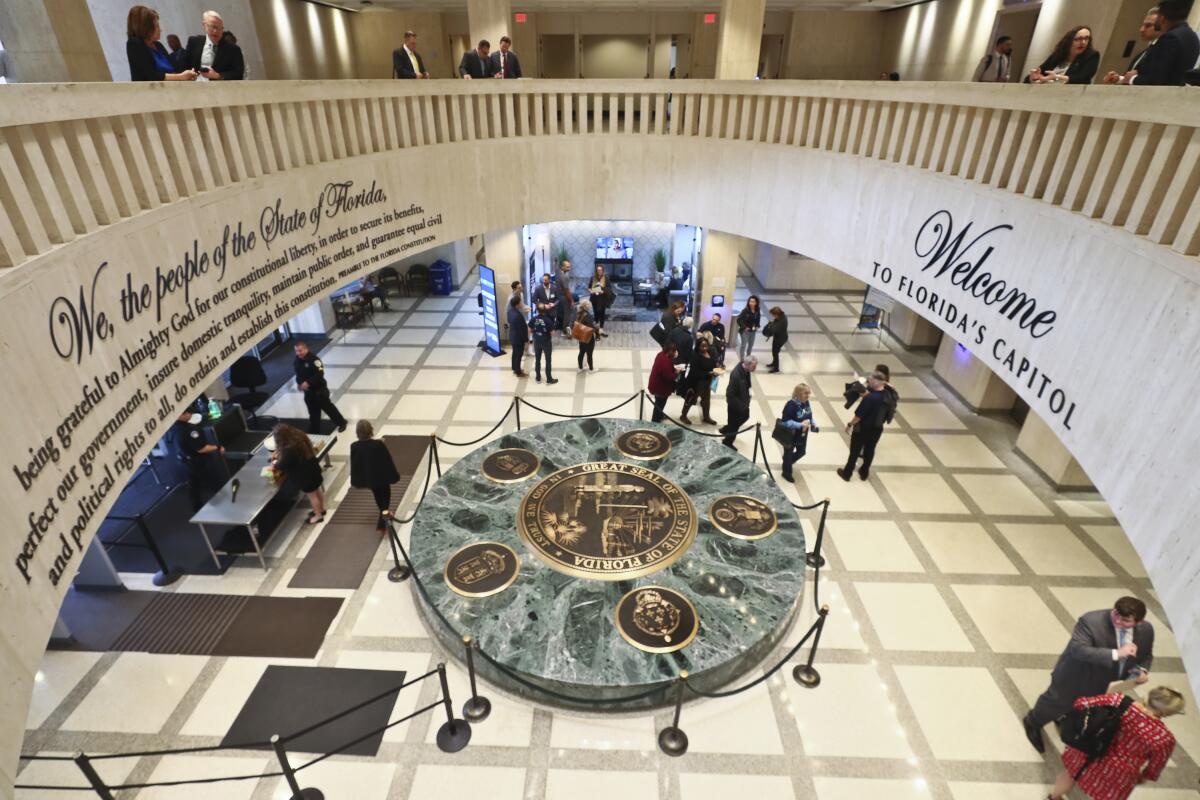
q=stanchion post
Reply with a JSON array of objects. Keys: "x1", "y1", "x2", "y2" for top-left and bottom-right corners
[
  {"x1": 793, "y1": 605, "x2": 829, "y2": 689},
  {"x1": 134, "y1": 513, "x2": 182, "y2": 587},
  {"x1": 639, "y1": 390, "x2": 645, "y2": 421},
  {"x1": 752, "y1": 424, "x2": 761, "y2": 465},
  {"x1": 461, "y1": 635, "x2": 492, "y2": 722},
  {"x1": 430, "y1": 435, "x2": 442, "y2": 478},
  {"x1": 805, "y1": 499, "x2": 830, "y2": 569},
  {"x1": 514, "y1": 397, "x2": 523, "y2": 430},
  {"x1": 657, "y1": 671, "x2": 689, "y2": 757},
  {"x1": 435, "y1": 662, "x2": 473, "y2": 752},
  {"x1": 383, "y1": 511, "x2": 411, "y2": 583},
  {"x1": 271, "y1": 735, "x2": 324, "y2": 800},
  {"x1": 73, "y1": 753, "x2": 115, "y2": 800}
]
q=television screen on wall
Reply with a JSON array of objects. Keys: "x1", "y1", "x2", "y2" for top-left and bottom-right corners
[{"x1": 595, "y1": 237, "x2": 634, "y2": 261}]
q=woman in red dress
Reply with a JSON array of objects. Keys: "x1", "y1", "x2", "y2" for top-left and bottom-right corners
[{"x1": 1048, "y1": 686, "x2": 1185, "y2": 800}]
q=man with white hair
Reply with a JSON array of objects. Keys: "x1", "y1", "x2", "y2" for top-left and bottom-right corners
[
  {"x1": 837, "y1": 371, "x2": 888, "y2": 481},
  {"x1": 720, "y1": 355, "x2": 757, "y2": 448},
  {"x1": 183, "y1": 10, "x2": 245, "y2": 81}
]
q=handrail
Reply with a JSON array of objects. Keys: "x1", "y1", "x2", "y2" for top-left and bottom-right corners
[{"x1": 0, "y1": 80, "x2": 1196, "y2": 269}]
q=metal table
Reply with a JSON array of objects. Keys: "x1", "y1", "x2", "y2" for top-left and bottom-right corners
[{"x1": 189, "y1": 434, "x2": 335, "y2": 571}]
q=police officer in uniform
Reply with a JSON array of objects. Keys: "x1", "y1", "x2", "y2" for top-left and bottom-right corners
[
  {"x1": 174, "y1": 411, "x2": 226, "y2": 511},
  {"x1": 293, "y1": 341, "x2": 349, "y2": 435}
]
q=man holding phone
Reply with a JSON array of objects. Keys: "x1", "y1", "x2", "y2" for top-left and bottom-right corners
[{"x1": 183, "y1": 10, "x2": 244, "y2": 81}]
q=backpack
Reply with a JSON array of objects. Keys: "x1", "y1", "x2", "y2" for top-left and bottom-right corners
[
  {"x1": 649, "y1": 321, "x2": 666, "y2": 345},
  {"x1": 883, "y1": 385, "x2": 899, "y2": 424},
  {"x1": 1060, "y1": 695, "x2": 1134, "y2": 776}
]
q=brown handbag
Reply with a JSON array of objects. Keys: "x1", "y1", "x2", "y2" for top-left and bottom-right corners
[{"x1": 571, "y1": 320, "x2": 595, "y2": 341}]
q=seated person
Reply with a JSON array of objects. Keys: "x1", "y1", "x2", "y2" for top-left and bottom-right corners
[{"x1": 358, "y1": 273, "x2": 390, "y2": 311}]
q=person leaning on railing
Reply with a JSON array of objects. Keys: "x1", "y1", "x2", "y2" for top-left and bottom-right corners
[
  {"x1": 1108, "y1": 0, "x2": 1200, "y2": 86},
  {"x1": 1028, "y1": 25, "x2": 1100, "y2": 84},
  {"x1": 126, "y1": 5, "x2": 197, "y2": 81}
]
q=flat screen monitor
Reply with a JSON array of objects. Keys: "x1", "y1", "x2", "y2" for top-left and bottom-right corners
[
  {"x1": 595, "y1": 236, "x2": 634, "y2": 262},
  {"x1": 478, "y1": 264, "x2": 503, "y2": 355}
]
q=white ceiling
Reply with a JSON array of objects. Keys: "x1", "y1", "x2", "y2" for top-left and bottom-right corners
[{"x1": 345, "y1": 0, "x2": 910, "y2": 11}]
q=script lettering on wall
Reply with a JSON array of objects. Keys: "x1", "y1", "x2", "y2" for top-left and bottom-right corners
[
  {"x1": 12, "y1": 178, "x2": 445, "y2": 590},
  {"x1": 872, "y1": 209, "x2": 1076, "y2": 430}
]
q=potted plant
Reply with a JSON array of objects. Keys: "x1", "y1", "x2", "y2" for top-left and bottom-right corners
[
  {"x1": 556, "y1": 245, "x2": 571, "y2": 269},
  {"x1": 653, "y1": 248, "x2": 667, "y2": 275}
]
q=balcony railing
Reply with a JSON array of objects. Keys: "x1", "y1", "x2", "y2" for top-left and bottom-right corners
[{"x1": 0, "y1": 79, "x2": 1197, "y2": 268}]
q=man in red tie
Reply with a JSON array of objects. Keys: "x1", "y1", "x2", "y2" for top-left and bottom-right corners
[{"x1": 490, "y1": 36, "x2": 523, "y2": 79}]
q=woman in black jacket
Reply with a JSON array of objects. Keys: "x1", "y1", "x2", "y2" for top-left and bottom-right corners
[
  {"x1": 765, "y1": 306, "x2": 789, "y2": 373},
  {"x1": 126, "y1": 5, "x2": 197, "y2": 81},
  {"x1": 350, "y1": 420, "x2": 401, "y2": 533},
  {"x1": 1028, "y1": 26, "x2": 1099, "y2": 84},
  {"x1": 575, "y1": 300, "x2": 597, "y2": 371},
  {"x1": 736, "y1": 295, "x2": 761, "y2": 362},
  {"x1": 680, "y1": 335, "x2": 719, "y2": 426},
  {"x1": 588, "y1": 265, "x2": 616, "y2": 338}
]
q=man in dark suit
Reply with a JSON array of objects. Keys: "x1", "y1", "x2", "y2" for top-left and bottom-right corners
[
  {"x1": 532, "y1": 273, "x2": 561, "y2": 330},
  {"x1": 507, "y1": 292, "x2": 528, "y2": 377},
  {"x1": 183, "y1": 11, "x2": 244, "y2": 81},
  {"x1": 1022, "y1": 596, "x2": 1155, "y2": 753},
  {"x1": 1104, "y1": 9, "x2": 1162, "y2": 83},
  {"x1": 720, "y1": 355, "x2": 757, "y2": 448},
  {"x1": 1113, "y1": 0, "x2": 1199, "y2": 85},
  {"x1": 393, "y1": 30, "x2": 429, "y2": 79},
  {"x1": 490, "y1": 36, "x2": 522, "y2": 79},
  {"x1": 459, "y1": 40, "x2": 494, "y2": 79}
]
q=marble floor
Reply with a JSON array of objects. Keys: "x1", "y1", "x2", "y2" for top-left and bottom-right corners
[{"x1": 18, "y1": 271, "x2": 1200, "y2": 800}]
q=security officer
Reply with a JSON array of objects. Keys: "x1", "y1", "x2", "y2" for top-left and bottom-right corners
[
  {"x1": 174, "y1": 411, "x2": 226, "y2": 510},
  {"x1": 293, "y1": 341, "x2": 349, "y2": 435}
]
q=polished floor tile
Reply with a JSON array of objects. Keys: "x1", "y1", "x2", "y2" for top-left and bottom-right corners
[
  {"x1": 811, "y1": 777, "x2": 932, "y2": 799},
  {"x1": 140, "y1": 754, "x2": 269, "y2": 800},
  {"x1": 919, "y1": 433, "x2": 1007, "y2": 469},
  {"x1": 408, "y1": 765, "x2": 525, "y2": 800},
  {"x1": 897, "y1": 403, "x2": 969, "y2": 430},
  {"x1": 947, "y1": 781, "x2": 1057, "y2": 799},
  {"x1": 1081, "y1": 523, "x2": 1148, "y2": 578},
  {"x1": 62, "y1": 653, "x2": 208, "y2": 733},
  {"x1": 798, "y1": 471, "x2": 888, "y2": 513},
  {"x1": 371, "y1": 347, "x2": 425, "y2": 367},
  {"x1": 405, "y1": 312, "x2": 449, "y2": 327},
  {"x1": 545, "y1": 769, "x2": 659, "y2": 800},
  {"x1": 389, "y1": 327, "x2": 436, "y2": 346},
  {"x1": 351, "y1": 571, "x2": 431, "y2": 639},
  {"x1": 680, "y1": 681, "x2": 785, "y2": 755},
  {"x1": 951, "y1": 585, "x2": 1068, "y2": 654},
  {"x1": 409, "y1": 368, "x2": 467, "y2": 392},
  {"x1": 953, "y1": 475, "x2": 1052, "y2": 517},
  {"x1": 549, "y1": 712, "x2": 658, "y2": 752},
  {"x1": 895, "y1": 666, "x2": 1043, "y2": 762},
  {"x1": 422, "y1": 660, "x2": 533, "y2": 748},
  {"x1": 855, "y1": 583, "x2": 973, "y2": 652},
  {"x1": 15, "y1": 752, "x2": 135, "y2": 799},
  {"x1": 826, "y1": 520, "x2": 924, "y2": 572},
  {"x1": 679, "y1": 773, "x2": 795, "y2": 800},
  {"x1": 26, "y1": 651, "x2": 102, "y2": 728},
  {"x1": 878, "y1": 472, "x2": 971, "y2": 515},
  {"x1": 785, "y1": 663, "x2": 914, "y2": 758},
  {"x1": 908, "y1": 522, "x2": 1019, "y2": 575},
  {"x1": 350, "y1": 368, "x2": 409, "y2": 392},
  {"x1": 389, "y1": 393, "x2": 457, "y2": 420},
  {"x1": 995, "y1": 524, "x2": 1112, "y2": 576},
  {"x1": 280, "y1": 759, "x2": 396, "y2": 800}
]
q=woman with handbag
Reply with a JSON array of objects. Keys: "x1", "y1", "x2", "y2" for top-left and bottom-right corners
[
  {"x1": 736, "y1": 295, "x2": 762, "y2": 361},
  {"x1": 648, "y1": 341, "x2": 680, "y2": 422},
  {"x1": 778, "y1": 383, "x2": 818, "y2": 482},
  {"x1": 680, "y1": 335, "x2": 719, "y2": 426},
  {"x1": 588, "y1": 265, "x2": 615, "y2": 338},
  {"x1": 574, "y1": 300, "x2": 597, "y2": 371}
]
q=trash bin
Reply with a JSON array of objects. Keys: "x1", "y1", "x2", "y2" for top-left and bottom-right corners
[{"x1": 430, "y1": 260, "x2": 453, "y2": 295}]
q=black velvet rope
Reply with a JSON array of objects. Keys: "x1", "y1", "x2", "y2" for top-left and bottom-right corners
[
  {"x1": 435, "y1": 400, "x2": 516, "y2": 446},
  {"x1": 516, "y1": 391, "x2": 641, "y2": 419},
  {"x1": 682, "y1": 614, "x2": 821, "y2": 699}
]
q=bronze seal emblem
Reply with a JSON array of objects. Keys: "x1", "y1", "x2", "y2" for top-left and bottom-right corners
[
  {"x1": 481, "y1": 448, "x2": 541, "y2": 483},
  {"x1": 614, "y1": 586, "x2": 699, "y2": 653},
  {"x1": 516, "y1": 462, "x2": 697, "y2": 581},
  {"x1": 443, "y1": 541, "x2": 520, "y2": 597},
  {"x1": 615, "y1": 429, "x2": 672, "y2": 461},
  {"x1": 708, "y1": 495, "x2": 779, "y2": 540}
]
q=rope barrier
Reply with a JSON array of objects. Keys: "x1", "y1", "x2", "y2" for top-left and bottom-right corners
[
  {"x1": 682, "y1": 615, "x2": 820, "y2": 699},
  {"x1": 515, "y1": 391, "x2": 642, "y2": 419},
  {"x1": 293, "y1": 700, "x2": 444, "y2": 772},
  {"x1": 434, "y1": 400, "x2": 516, "y2": 446}
]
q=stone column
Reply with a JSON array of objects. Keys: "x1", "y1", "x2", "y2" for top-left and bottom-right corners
[
  {"x1": 714, "y1": 0, "x2": 766, "y2": 80},
  {"x1": 1017, "y1": 410, "x2": 1095, "y2": 490},
  {"x1": 699, "y1": 230, "x2": 752, "y2": 339},
  {"x1": 0, "y1": 0, "x2": 110, "y2": 82},
  {"x1": 483, "y1": 228, "x2": 524, "y2": 296},
  {"x1": 933, "y1": 335, "x2": 1017, "y2": 412},
  {"x1": 468, "y1": 0, "x2": 512, "y2": 53},
  {"x1": 751, "y1": 243, "x2": 868, "y2": 293},
  {"x1": 886, "y1": 305, "x2": 943, "y2": 351}
]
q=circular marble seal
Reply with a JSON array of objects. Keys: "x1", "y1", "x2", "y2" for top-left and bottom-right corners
[
  {"x1": 517, "y1": 461, "x2": 697, "y2": 581},
  {"x1": 614, "y1": 429, "x2": 672, "y2": 461},
  {"x1": 614, "y1": 585, "x2": 699, "y2": 653},
  {"x1": 708, "y1": 495, "x2": 779, "y2": 540},
  {"x1": 481, "y1": 448, "x2": 541, "y2": 483},
  {"x1": 443, "y1": 542, "x2": 520, "y2": 597}
]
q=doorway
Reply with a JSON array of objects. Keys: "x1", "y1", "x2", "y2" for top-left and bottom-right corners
[{"x1": 990, "y1": 3, "x2": 1041, "y2": 81}]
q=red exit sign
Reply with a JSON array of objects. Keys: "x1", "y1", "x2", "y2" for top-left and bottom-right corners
[
  {"x1": 515, "y1": 12, "x2": 527, "y2": 23},
  {"x1": 704, "y1": 13, "x2": 717, "y2": 24}
]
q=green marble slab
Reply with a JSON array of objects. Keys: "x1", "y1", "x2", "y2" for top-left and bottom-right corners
[{"x1": 408, "y1": 417, "x2": 807, "y2": 707}]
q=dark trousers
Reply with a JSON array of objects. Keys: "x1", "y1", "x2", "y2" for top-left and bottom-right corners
[
  {"x1": 594, "y1": 300, "x2": 607, "y2": 329},
  {"x1": 534, "y1": 338, "x2": 553, "y2": 380},
  {"x1": 721, "y1": 406, "x2": 749, "y2": 446},
  {"x1": 844, "y1": 425, "x2": 883, "y2": 473},
  {"x1": 371, "y1": 484, "x2": 391, "y2": 530},
  {"x1": 769, "y1": 339, "x2": 784, "y2": 368},
  {"x1": 782, "y1": 436, "x2": 807, "y2": 477},
  {"x1": 681, "y1": 383, "x2": 711, "y2": 420},
  {"x1": 510, "y1": 339, "x2": 525, "y2": 374},
  {"x1": 304, "y1": 388, "x2": 346, "y2": 434},
  {"x1": 651, "y1": 393, "x2": 670, "y2": 422},
  {"x1": 578, "y1": 339, "x2": 595, "y2": 369}
]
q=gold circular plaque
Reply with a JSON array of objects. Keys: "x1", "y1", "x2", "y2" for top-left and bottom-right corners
[
  {"x1": 516, "y1": 462, "x2": 697, "y2": 581},
  {"x1": 614, "y1": 586, "x2": 699, "y2": 653},
  {"x1": 708, "y1": 495, "x2": 779, "y2": 540},
  {"x1": 443, "y1": 541, "x2": 521, "y2": 598},
  {"x1": 481, "y1": 448, "x2": 541, "y2": 483},
  {"x1": 615, "y1": 429, "x2": 672, "y2": 461}
]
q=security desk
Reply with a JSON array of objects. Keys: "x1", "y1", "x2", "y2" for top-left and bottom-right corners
[{"x1": 190, "y1": 434, "x2": 335, "y2": 571}]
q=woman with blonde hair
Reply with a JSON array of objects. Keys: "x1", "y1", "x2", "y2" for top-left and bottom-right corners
[
  {"x1": 779, "y1": 383, "x2": 818, "y2": 483},
  {"x1": 575, "y1": 299, "x2": 597, "y2": 371},
  {"x1": 1048, "y1": 686, "x2": 1184, "y2": 800},
  {"x1": 271, "y1": 423, "x2": 326, "y2": 523}
]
